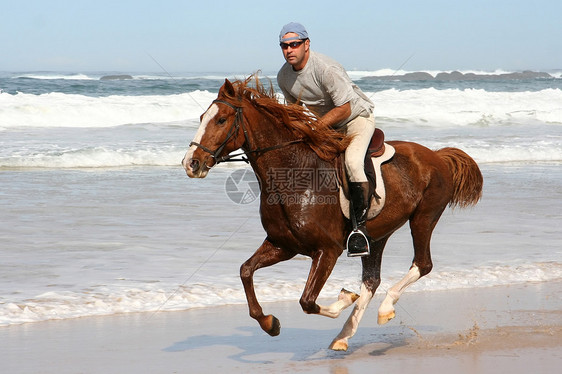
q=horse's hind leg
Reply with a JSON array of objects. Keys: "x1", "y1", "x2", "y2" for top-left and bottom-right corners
[
  {"x1": 240, "y1": 239, "x2": 295, "y2": 336},
  {"x1": 377, "y1": 264, "x2": 421, "y2": 325},
  {"x1": 330, "y1": 237, "x2": 388, "y2": 351},
  {"x1": 316, "y1": 288, "x2": 360, "y2": 319},
  {"x1": 378, "y1": 205, "x2": 444, "y2": 325}
]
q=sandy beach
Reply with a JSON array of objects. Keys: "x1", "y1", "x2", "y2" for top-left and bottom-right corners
[{"x1": 3, "y1": 280, "x2": 560, "y2": 374}]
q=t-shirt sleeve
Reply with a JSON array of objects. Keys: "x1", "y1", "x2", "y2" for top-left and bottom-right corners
[{"x1": 322, "y1": 66, "x2": 355, "y2": 107}]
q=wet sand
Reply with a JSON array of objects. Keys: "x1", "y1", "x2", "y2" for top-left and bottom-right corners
[{"x1": 2, "y1": 281, "x2": 561, "y2": 374}]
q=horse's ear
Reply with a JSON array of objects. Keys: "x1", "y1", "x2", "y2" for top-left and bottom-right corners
[{"x1": 222, "y1": 79, "x2": 235, "y2": 97}]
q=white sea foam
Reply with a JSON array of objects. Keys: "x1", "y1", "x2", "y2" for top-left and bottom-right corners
[
  {"x1": 0, "y1": 91, "x2": 215, "y2": 128},
  {"x1": 1, "y1": 141, "x2": 559, "y2": 169},
  {"x1": 1, "y1": 87, "x2": 561, "y2": 168},
  {"x1": 371, "y1": 87, "x2": 562, "y2": 127},
  {"x1": 2, "y1": 88, "x2": 561, "y2": 129},
  {"x1": 0, "y1": 261, "x2": 559, "y2": 327},
  {"x1": 2, "y1": 147, "x2": 183, "y2": 168}
]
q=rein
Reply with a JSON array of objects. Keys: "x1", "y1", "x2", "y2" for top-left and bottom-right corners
[{"x1": 189, "y1": 99, "x2": 304, "y2": 164}]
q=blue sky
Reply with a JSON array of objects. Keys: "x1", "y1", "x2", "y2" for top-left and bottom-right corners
[{"x1": 2, "y1": 0, "x2": 560, "y2": 73}]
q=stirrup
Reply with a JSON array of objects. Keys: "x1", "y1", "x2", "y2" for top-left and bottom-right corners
[{"x1": 346, "y1": 229, "x2": 370, "y2": 257}]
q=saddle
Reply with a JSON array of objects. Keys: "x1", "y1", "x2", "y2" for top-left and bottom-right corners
[
  {"x1": 368, "y1": 127, "x2": 387, "y2": 157},
  {"x1": 338, "y1": 128, "x2": 395, "y2": 220}
]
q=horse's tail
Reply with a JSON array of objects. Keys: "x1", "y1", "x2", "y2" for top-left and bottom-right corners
[{"x1": 437, "y1": 147, "x2": 483, "y2": 208}]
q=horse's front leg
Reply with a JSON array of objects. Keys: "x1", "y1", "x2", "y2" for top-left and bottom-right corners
[
  {"x1": 299, "y1": 248, "x2": 344, "y2": 317},
  {"x1": 240, "y1": 239, "x2": 295, "y2": 336}
]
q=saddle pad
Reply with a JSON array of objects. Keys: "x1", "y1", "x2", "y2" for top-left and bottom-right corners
[{"x1": 340, "y1": 143, "x2": 396, "y2": 220}]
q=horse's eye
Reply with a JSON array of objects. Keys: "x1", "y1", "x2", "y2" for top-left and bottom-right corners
[{"x1": 217, "y1": 118, "x2": 227, "y2": 125}]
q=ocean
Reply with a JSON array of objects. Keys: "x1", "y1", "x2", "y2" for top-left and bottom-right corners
[{"x1": 1, "y1": 70, "x2": 561, "y2": 326}]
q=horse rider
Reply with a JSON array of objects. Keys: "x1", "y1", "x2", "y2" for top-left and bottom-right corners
[{"x1": 276, "y1": 22, "x2": 376, "y2": 256}]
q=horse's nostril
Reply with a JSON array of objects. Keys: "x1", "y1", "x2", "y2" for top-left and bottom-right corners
[{"x1": 190, "y1": 159, "x2": 200, "y2": 171}]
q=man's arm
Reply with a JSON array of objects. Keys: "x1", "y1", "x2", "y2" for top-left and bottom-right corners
[
  {"x1": 318, "y1": 101, "x2": 351, "y2": 128},
  {"x1": 279, "y1": 85, "x2": 297, "y2": 105}
]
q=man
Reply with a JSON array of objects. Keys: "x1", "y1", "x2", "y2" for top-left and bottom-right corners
[{"x1": 277, "y1": 22, "x2": 376, "y2": 257}]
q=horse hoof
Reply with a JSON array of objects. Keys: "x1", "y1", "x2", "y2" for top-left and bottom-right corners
[
  {"x1": 378, "y1": 311, "x2": 396, "y2": 325},
  {"x1": 261, "y1": 315, "x2": 281, "y2": 336},
  {"x1": 339, "y1": 289, "x2": 360, "y2": 303},
  {"x1": 329, "y1": 338, "x2": 348, "y2": 351}
]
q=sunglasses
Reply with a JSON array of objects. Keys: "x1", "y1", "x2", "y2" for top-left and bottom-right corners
[{"x1": 280, "y1": 40, "x2": 305, "y2": 50}]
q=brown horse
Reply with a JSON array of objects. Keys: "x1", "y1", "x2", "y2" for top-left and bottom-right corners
[{"x1": 182, "y1": 76, "x2": 483, "y2": 351}]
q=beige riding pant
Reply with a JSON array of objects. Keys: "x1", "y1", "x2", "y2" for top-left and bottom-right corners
[{"x1": 344, "y1": 113, "x2": 376, "y2": 183}]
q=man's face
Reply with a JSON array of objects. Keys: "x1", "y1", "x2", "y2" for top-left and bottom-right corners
[{"x1": 280, "y1": 32, "x2": 309, "y2": 71}]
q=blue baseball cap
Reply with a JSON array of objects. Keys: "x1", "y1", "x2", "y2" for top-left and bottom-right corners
[{"x1": 279, "y1": 22, "x2": 309, "y2": 43}]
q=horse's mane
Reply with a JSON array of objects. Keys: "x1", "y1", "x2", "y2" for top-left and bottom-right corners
[{"x1": 223, "y1": 75, "x2": 350, "y2": 161}]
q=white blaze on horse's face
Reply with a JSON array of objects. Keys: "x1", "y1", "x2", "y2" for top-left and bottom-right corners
[{"x1": 182, "y1": 103, "x2": 219, "y2": 178}]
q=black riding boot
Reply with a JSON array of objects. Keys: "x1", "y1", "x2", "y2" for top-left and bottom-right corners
[{"x1": 346, "y1": 181, "x2": 371, "y2": 257}]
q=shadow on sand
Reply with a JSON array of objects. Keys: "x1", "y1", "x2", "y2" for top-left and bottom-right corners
[{"x1": 163, "y1": 324, "x2": 418, "y2": 364}]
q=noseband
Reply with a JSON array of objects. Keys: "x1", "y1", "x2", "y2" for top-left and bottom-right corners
[{"x1": 189, "y1": 99, "x2": 303, "y2": 164}]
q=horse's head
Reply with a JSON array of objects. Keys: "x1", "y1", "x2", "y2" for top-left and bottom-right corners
[{"x1": 182, "y1": 79, "x2": 247, "y2": 178}]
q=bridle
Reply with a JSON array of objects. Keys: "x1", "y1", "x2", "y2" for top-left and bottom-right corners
[{"x1": 189, "y1": 99, "x2": 303, "y2": 164}]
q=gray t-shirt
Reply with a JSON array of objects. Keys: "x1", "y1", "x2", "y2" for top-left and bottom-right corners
[{"x1": 277, "y1": 51, "x2": 374, "y2": 129}]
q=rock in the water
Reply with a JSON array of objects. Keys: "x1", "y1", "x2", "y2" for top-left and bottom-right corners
[
  {"x1": 100, "y1": 74, "x2": 133, "y2": 80},
  {"x1": 363, "y1": 70, "x2": 553, "y2": 81}
]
